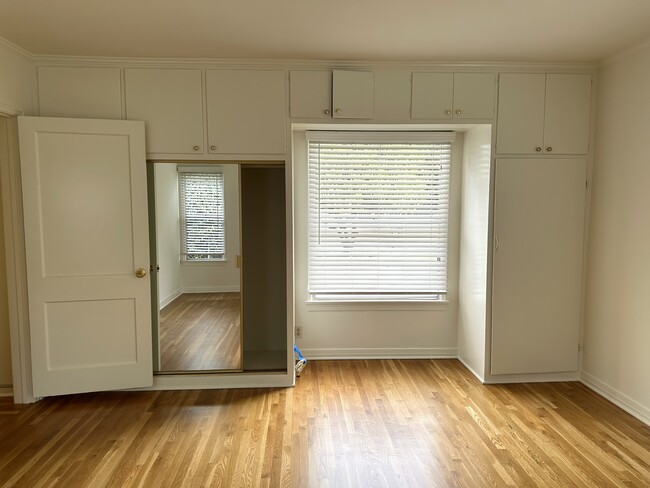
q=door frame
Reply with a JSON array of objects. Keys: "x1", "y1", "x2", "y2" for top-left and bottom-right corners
[{"x1": 0, "y1": 117, "x2": 34, "y2": 403}]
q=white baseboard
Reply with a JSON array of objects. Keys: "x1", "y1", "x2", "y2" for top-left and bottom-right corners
[
  {"x1": 159, "y1": 289, "x2": 182, "y2": 309},
  {"x1": 299, "y1": 347, "x2": 457, "y2": 360},
  {"x1": 181, "y1": 286, "x2": 240, "y2": 293},
  {"x1": 0, "y1": 386, "x2": 14, "y2": 398},
  {"x1": 482, "y1": 371, "x2": 580, "y2": 384},
  {"x1": 581, "y1": 370, "x2": 650, "y2": 427},
  {"x1": 457, "y1": 357, "x2": 485, "y2": 383}
]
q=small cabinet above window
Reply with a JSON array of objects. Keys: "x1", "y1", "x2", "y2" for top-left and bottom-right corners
[
  {"x1": 289, "y1": 69, "x2": 374, "y2": 119},
  {"x1": 411, "y1": 72, "x2": 495, "y2": 120},
  {"x1": 496, "y1": 73, "x2": 592, "y2": 155}
]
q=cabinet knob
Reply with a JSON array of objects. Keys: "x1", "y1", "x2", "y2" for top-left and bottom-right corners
[
  {"x1": 193, "y1": 145, "x2": 200, "y2": 151},
  {"x1": 324, "y1": 109, "x2": 331, "y2": 115},
  {"x1": 445, "y1": 109, "x2": 452, "y2": 116},
  {"x1": 210, "y1": 145, "x2": 216, "y2": 151},
  {"x1": 455, "y1": 109, "x2": 462, "y2": 115},
  {"x1": 335, "y1": 108, "x2": 341, "y2": 114},
  {"x1": 536, "y1": 147, "x2": 542, "y2": 152},
  {"x1": 546, "y1": 146, "x2": 553, "y2": 152}
]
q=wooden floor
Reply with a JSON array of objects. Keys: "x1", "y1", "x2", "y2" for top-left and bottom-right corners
[
  {"x1": 1, "y1": 360, "x2": 649, "y2": 487},
  {"x1": 159, "y1": 293, "x2": 241, "y2": 372}
]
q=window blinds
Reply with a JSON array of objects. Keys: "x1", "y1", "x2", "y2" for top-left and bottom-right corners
[
  {"x1": 178, "y1": 167, "x2": 225, "y2": 261},
  {"x1": 306, "y1": 131, "x2": 454, "y2": 301}
]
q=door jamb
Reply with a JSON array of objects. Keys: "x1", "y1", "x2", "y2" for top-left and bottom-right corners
[{"x1": 0, "y1": 116, "x2": 34, "y2": 403}]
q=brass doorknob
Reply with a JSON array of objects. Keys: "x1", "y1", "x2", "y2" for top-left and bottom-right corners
[{"x1": 135, "y1": 268, "x2": 147, "y2": 278}]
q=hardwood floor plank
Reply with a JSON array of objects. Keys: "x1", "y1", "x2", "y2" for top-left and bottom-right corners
[
  {"x1": 159, "y1": 293, "x2": 241, "y2": 372},
  {"x1": 1, "y1": 360, "x2": 649, "y2": 487}
]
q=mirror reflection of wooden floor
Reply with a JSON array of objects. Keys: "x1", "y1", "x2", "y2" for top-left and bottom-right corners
[{"x1": 159, "y1": 293, "x2": 241, "y2": 372}]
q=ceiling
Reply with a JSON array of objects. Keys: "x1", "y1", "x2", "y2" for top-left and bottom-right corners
[{"x1": 0, "y1": 0, "x2": 649, "y2": 63}]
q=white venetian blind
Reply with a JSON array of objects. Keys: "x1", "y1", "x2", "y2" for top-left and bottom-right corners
[
  {"x1": 178, "y1": 167, "x2": 225, "y2": 261},
  {"x1": 307, "y1": 131, "x2": 454, "y2": 301}
]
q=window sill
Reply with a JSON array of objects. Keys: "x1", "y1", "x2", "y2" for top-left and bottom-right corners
[{"x1": 304, "y1": 300, "x2": 449, "y2": 312}]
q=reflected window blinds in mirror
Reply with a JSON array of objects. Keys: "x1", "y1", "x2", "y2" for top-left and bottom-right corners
[{"x1": 178, "y1": 165, "x2": 225, "y2": 261}]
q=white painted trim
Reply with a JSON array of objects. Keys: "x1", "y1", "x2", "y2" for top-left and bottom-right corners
[
  {"x1": 482, "y1": 371, "x2": 580, "y2": 384},
  {"x1": 0, "y1": 118, "x2": 35, "y2": 404},
  {"x1": 159, "y1": 289, "x2": 182, "y2": 309},
  {"x1": 0, "y1": 387, "x2": 13, "y2": 398},
  {"x1": 139, "y1": 371, "x2": 294, "y2": 390},
  {"x1": 299, "y1": 347, "x2": 457, "y2": 360},
  {"x1": 0, "y1": 103, "x2": 24, "y2": 117},
  {"x1": 457, "y1": 357, "x2": 485, "y2": 383},
  {"x1": 181, "y1": 286, "x2": 240, "y2": 293},
  {"x1": 29, "y1": 52, "x2": 598, "y2": 71},
  {"x1": 0, "y1": 36, "x2": 34, "y2": 62},
  {"x1": 581, "y1": 371, "x2": 650, "y2": 427}
]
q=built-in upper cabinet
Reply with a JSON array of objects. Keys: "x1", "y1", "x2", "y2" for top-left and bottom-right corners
[
  {"x1": 411, "y1": 72, "x2": 495, "y2": 120},
  {"x1": 289, "y1": 69, "x2": 374, "y2": 119},
  {"x1": 206, "y1": 69, "x2": 286, "y2": 155},
  {"x1": 38, "y1": 67, "x2": 123, "y2": 120},
  {"x1": 125, "y1": 69, "x2": 204, "y2": 155},
  {"x1": 332, "y1": 70, "x2": 374, "y2": 119},
  {"x1": 496, "y1": 73, "x2": 592, "y2": 155}
]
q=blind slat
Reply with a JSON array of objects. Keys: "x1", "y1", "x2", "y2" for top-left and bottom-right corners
[
  {"x1": 179, "y1": 171, "x2": 225, "y2": 260},
  {"x1": 308, "y1": 135, "x2": 451, "y2": 299}
]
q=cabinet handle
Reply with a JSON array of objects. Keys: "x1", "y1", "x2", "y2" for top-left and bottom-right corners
[
  {"x1": 546, "y1": 146, "x2": 553, "y2": 152},
  {"x1": 193, "y1": 145, "x2": 200, "y2": 151},
  {"x1": 335, "y1": 108, "x2": 341, "y2": 114},
  {"x1": 210, "y1": 145, "x2": 216, "y2": 151},
  {"x1": 324, "y1": 109, "x2": 331, "y2": 115},
  {"x1": 455, "y1": 109, "x2": 462, "y2": 115},
  {"x1": 536, "y1": 147, "x2": 542, "y2": 152},
  {"x1": 445, "y1": 109, "x2": 452, "y2": 116}
]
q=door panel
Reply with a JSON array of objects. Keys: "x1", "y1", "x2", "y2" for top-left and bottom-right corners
[
  {"x1": 496, "y1": 74, "x2": 545, "y2": 154},
  {"x1": 18, "y1": 116, "x2": 153, "y2": 397},
  {"x1": 411, "y1": 72, "x2": 453, "y2": 119},
  {"x1": 491, "y1": 158, "x2": 586, "y2": 374},
  {"x1": 453, "y1": 73, "x2": 495, "y2": 119},
  {"x1": 544, "y1": 74, "x2": 592, "y2": 155}
]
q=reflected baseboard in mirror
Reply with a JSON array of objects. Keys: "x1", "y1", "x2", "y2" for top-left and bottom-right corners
[{"x1": 158, "y1": 293, "x2": 242, "y2": 372}]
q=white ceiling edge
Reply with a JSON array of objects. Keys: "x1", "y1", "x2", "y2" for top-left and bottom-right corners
[{"x1": 600, "y1": 35, "x2": 650, "y2": 67}]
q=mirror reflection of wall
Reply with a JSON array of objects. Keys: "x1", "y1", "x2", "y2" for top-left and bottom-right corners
[{"x1": 153, "y1": 163, "x2": 241, "y2": 372}]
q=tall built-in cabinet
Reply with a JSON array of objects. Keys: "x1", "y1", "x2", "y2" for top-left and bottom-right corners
[{"x1": 488, "y1": 72, "x2": 592, "y2": 378}]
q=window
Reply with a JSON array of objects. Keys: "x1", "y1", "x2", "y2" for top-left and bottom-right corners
[
  {"x1": 307, "y1": 131, "x2": 454, "y2": 301},
  {"x1": 178, "y1": 166, "x2": 225, "y2": 261}
]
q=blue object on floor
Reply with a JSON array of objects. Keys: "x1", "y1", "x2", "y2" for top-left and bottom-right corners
[{"x1": 294, "y1": 344, "x2": 307, "y2": 376}]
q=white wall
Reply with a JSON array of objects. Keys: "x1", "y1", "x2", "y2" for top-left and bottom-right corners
[
  {"x1": 293, "y1": 129, "x2": 463, "y2": 359},
  {"x1": 457, "y1": 126, "x2": 492, "y2": 380},
  {"x1": 179, "y1": 164, "x2": 241, "y2": 293},
  {"x1": 582, "y1": 38, "x2": 650, "y2": 424},
  {"x1": 154, "y1": 164, "x2": 182, "y2": 307}
]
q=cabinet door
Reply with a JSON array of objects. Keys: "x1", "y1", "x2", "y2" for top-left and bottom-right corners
[
  {"x1": 453, "y1": 73, "x2": 495, "y2": 119},
  {"x1": 491, "y1": 158, "x2": 586, "y2": 375},
  {"x1": 411, "y1": 72, "x2": 453, "y2": 119},
  {"x1": 543, "y1": 74, "x2": 591, "y2": 155},
  {"x1": 290, "y1": 70, "x2": 332, "y2": 118},
  {"x1": 125, "y1": 69, "x2": 204, "y2": 155},
  {"x1": 332, "y1": 70, "x2": 374, "y2": 119},
  {"x1": 496, "y1": 74, "x2": 546, "y2": 154},
  {"x1": 38, "y1": 67, "x2": 122, "y2": 120},
  {"x1": 206, "y1": 70, "x2": 286, "y2": 155}
]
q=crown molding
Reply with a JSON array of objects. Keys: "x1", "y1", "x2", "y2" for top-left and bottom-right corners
[
  {"x1": 30, "y1": 54, "x2": 598, "y2": 72},
  {"x1": 0, "y1": 36, "x2": 35, "y2": 62}
]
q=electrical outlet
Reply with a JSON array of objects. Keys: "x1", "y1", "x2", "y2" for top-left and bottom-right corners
[{"x1": 296, "y1": 326, "x2": 303, "y2": 338}]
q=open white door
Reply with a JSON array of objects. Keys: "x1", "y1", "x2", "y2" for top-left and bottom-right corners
[{"x1": 18, "y1": 116, "x2": 153, "y2": 397}]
